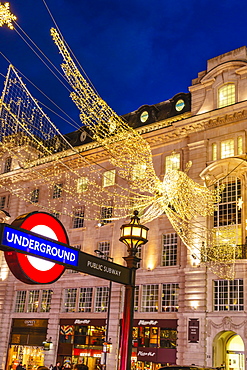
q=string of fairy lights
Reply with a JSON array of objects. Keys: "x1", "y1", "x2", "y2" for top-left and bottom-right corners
[{"x1": 0, "y1": 3, "x2": 241, "y2": 279}]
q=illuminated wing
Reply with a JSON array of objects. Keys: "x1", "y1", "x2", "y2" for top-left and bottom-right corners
[{"x1": 50, "y1": 28, "x2": 161, "y2": 196}]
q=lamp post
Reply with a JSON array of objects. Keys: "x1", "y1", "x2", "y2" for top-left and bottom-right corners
[
  {"x1": 94, "y1": 249, "x2": 113, "y2": 369},
  {"x1": 119, "y1": 211, "x2": 149, "y2": 370}
]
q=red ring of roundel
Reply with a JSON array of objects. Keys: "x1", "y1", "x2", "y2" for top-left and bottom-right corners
[{"x1": 4, "y1": 212, "x2": 68, "y2": 284}]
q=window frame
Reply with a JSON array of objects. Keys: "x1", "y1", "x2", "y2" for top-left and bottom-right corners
[
  {"x1": 141, "y1": 284, "x2": 159, "y2": 312},
  {"x1": 162, "y1": 283, "x2": 179, "y2": 312},
  {"x1": 52, "y1": 183, "x2": 63, "y2": 199},
  {"x1": 103, "y1": 170, "x2": 116, "y2": 187},
  {"x1": 72, "y1": 206, "x2": 85, "y2": 228},
  {"x1": 214, "y1": 279, "x2": 244, "y2": 311},
  {"x1": 3, "y1": 157, "x2": 12, "y2": 173},
  {"x1": 14, "y1": 290, "x2": 53, "y2": 313},
  {"x1": 94, "y1": 286, "x2": 109, "y2": 313},
  {"x1": 165, "y1": 152, "x2": 180, "y2": 173},
  {"x1": 218, "y1": 83, "x2": 235, "y2": 108},
  {"x1": 162, "y1": 233, "x2": 178, "y2": 266}
]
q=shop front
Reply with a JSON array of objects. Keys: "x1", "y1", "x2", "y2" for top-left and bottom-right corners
[
  {"x1": 6, "y1": 319, "x2": 48, "y2": 370},
  {"x1": 131, "y1": 319, "x2": 177, "y2": 370},
  {"x1": 58, "y1": 319, "x2": 106, "y2": 370}
]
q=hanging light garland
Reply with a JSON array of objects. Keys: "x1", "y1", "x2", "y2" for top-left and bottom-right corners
[{"x1": 0, "y1": 6, "x2": 238, "y2": 279}]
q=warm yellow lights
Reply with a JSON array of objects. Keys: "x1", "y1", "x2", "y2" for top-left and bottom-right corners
[
  {"x1": 0, "y1": 2, "x2": 16, "y2": 29},
  {"x1": 0, "y1": 24, "x2": 236, "y2": 282},
  {"x1": 191, "y1": 301, "x2": 199, "y2": 310},
  {"x1": 119, "y1": 211, "x2": 149, "y2": 251}
]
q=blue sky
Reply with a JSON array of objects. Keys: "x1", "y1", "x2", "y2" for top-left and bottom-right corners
[{"x1": 0, "y1": 0, "x2": 247, "y2": 133}]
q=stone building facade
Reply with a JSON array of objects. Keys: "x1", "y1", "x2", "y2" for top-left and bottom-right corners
[{"x1": 1, "y1": 46, "x2": 247, "y2": 370}]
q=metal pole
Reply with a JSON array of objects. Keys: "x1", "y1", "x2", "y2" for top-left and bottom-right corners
[
  {"x1": 94, "y1": 250, "x2": 113, "y2": 370},
  {"x1": 119, "y1": 254, "x2": 139, "y2": 370},
  {"x1": 104, "y1": 279, "x2": 112, "y2": 369}
]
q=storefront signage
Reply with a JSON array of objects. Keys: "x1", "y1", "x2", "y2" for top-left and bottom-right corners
[
  {"x1": 133, "y1": 319, "x2": 177, "y2": 328},
  {"x1": 137, "y1": 320, "x2": 158, "y2": 326},
  {"x1": 136, "y1": 347, "x2": 176, "y2": 363},
  {"x1": 137, "y1": 350, "x2": 156, "y2": 357},
  {"x1": 24, "y1": 320, "x2": 36, "y2": 326},
  {"x1": 60, "y1": 318, "x2": 106, "y2": 326},
  {"x1": 74, "y1": 319, "x2": 91, "y2": 325},
  {"x1": 188, "y1": 318, "x2": 199, "y2": 343}
]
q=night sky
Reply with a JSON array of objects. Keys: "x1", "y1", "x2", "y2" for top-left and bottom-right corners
[{"x1": 0, "y1": 0, "x2": 247, "y2": 133}]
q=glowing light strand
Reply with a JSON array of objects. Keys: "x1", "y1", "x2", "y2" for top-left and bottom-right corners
[{"x1": 0, "y1": 2, "x2": 16, "y2": 30}]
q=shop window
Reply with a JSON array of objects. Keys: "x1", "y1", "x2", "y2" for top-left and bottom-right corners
[
  {"x1": 72, "y1": 206, "x2": 85, "y2": 228},
  {"x1": 74, "y1": 325, "x2": 88, "y2": 345},
  {"x1": 30, "y1": 188, "x2": 39, "y2": 203},
  {"x1": 64, "y1": 288, "x2": 77, "y2": 312},
  {"x1": 94, "y1": 287, "x2": 109, "y2": 312},
  {"x1": 160, "y1": 328, "x2": 177, "y2": 348},
  {"x1": 165, "y1": 152, "x2": 180, "y2": 172},
  {"x1": 162, "y1": 283, "x2": 179, "y2": 312},
  {"x1": 162, "y1": 233, "x2": 177, "y2": 266},
  {"x1": 103, "y1": 170, "x2": 115, "y2": 187},
  {"x1": 141, "y1": 284, "x2": 159, "y2": 312},
  {"x1": 218, "y1": 83, "x2": 235, "y2": 108},
  {"x1": 100, "y1": 206, "x2": 113, "y2": 225},
  {"x1": 3, "y1": 157, "x2": 12, "y2": 173},
  {"x1": 60, "y1": 325, "x2": 74, "y2": 343},
  {"x1": 77, "y1": 177, "x2": 88, "y2": 192},
  {"x1": 52, "y1": 183, "x2": 63, "y2": 198},
  {"x1": 214, "y1": 279, "x2": 244, "y2": 311},
  {"x1": 73, "y1": 325, "x2": 105, "y2": 346},
  {"x1": 132, "y1": 326, "x2": 177, "y2": 349},
  {"x1": 79, "y1": 287, "x2": 93, "y2": 312}
]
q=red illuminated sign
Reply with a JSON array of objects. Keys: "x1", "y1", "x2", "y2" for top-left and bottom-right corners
[{"x1": 4, "y1": 212, "x2": 69, "y2": 284}]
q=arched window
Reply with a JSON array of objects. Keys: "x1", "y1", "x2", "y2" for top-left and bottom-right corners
[{"x1": 218, "y1": 83, "x2": 235, "y2": 108}]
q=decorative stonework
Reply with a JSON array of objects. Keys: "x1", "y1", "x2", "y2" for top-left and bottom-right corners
[{"x1": 207, "y1": 316, "x2": 247, "y2": 338}]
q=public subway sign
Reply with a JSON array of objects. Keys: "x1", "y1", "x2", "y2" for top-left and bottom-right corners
[
  {"x1": 1, "y1": 224, "x2": 79, "y2": 266},
  {"x1": 0, "y1": 211, "x2": 132, "y2": 286},
  {"x1": 77, "y1": 252, "x2": 131, "y2": 285}
]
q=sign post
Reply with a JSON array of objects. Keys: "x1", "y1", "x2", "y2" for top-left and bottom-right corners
[{"x1": 0, "y1": 216, "x2": 131, "y2": 285}]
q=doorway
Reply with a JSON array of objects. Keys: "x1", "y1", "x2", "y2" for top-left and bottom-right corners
[{"x1": 213, "y1": 331, "x2": 245, "y2": 370}]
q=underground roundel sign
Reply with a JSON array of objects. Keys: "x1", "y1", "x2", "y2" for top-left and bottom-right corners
[{"x1": 4, "y1": 211, "x2": 69, "y2": 284}]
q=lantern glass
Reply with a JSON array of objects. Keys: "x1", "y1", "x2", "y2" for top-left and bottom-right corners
[
  {"x1": 123, "y1": 226, "x2": 131, "y2": 236},
  {"x1": 132, "y1": 226, "x2": 141, "y2": 237}
]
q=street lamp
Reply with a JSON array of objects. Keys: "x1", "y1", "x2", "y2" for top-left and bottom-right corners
[{"x1": 119, "y1": 211, "x2": 149, "y2": 370}]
